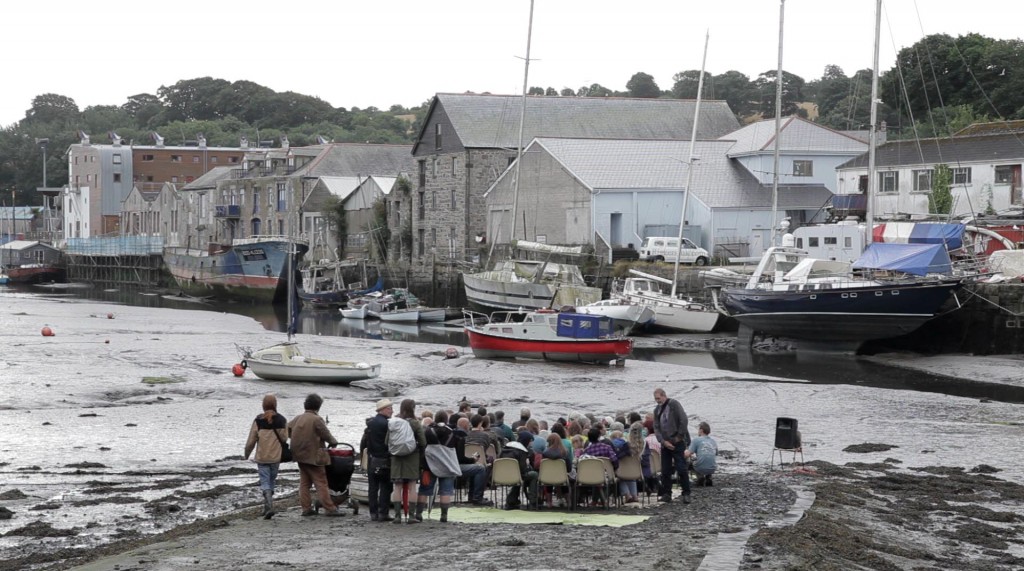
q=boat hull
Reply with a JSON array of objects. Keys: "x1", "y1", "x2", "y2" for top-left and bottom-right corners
[
  {"x1": 465, "y1": 328, "x2": 632, "y2": 363},
  {"x1": 5, "y1": 265, "x2": 66, "y2": 284},
  {"x1": 245, "y1": 343, "x2": 381, "y2": 384},
  {"x1": 721, "y1": 280, "x2": 961, "y2": 342},
  {"x1": 164, "y1": 239, "x2": 305, "y2": 303},
  {"x1": 463, "y1": 273, "x2": 602, "y2": 311},
  {"x1": 574, "y1": 303, "x2": 655, "y2": 335},
  {"x1": 378, "y1": 309, "x2": 420, "y2": 322}
]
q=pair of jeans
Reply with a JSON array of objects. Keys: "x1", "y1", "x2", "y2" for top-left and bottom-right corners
[
  {"x1": 459, "y1": 463, "x2": 486, "y2": 501},
  {"x1": 368, "y1": 456, "x2": 393, "y2": 517},
  {"x1": 257, "y1": 462, "x2": 279, "y2": 491},
  {"x1": 660, "y1": 443, "x2": 692, "y2": 496}
]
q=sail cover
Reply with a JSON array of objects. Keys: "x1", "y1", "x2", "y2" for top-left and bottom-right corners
[
  {"x1": 872, "y1": 223, "x2": 965, "y2": 250},
  {"x1": 851, "y1": 243, "x2": 952, "y2": 276}
]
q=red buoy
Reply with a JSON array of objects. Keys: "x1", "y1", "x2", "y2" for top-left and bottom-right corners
[
  {"x1": 232, "y1": 363, "x2": 245, "y2": 377},
  {"x1": 107, "y1": 313, "x2": 114, "y2": 319},
  {"x1": 445, "y1": 347, "x2": 459, "y2": 359},
  {"x1": 41, "y1": 326, "x2": 54, "y2": 337}
]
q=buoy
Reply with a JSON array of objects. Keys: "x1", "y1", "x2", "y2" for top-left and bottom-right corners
[
  {"x1": 105, "y1": 340, "x2": 110, "y2": 344},
  {"x1": 232, "y1": 363, "x2": 245, "y2": 377},
  {"x1": 107, "y1": 313, "x2": 114, "y2": 319},
  {"x1": 41, "y1": 326, "x2": 54, "y2": 337},
  {"x1": 445, "y1": 347, "x2": 459, "y2": 359}
]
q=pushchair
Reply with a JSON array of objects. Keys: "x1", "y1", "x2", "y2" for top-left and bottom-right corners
[{"x1": 319, "y1": 443, "x2": 360, "y2": 514}]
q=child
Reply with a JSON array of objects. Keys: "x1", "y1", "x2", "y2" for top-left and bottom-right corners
[{"x1": 684, "y1": 421, "x2": 718, "y2": 487}]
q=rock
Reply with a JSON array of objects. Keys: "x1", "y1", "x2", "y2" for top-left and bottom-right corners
[{"x1": 0, "y1": 506, "x2": 13, "y2": 519}]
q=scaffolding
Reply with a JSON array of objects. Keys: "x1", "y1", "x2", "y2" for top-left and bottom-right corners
[{"x1": 64, "y1": 236, "x2": 168, "y2": 287}]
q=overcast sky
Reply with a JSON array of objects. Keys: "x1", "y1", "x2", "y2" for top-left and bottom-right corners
[{"x1": 1, "y1": 0, "x2": 1018, "y2": 128}]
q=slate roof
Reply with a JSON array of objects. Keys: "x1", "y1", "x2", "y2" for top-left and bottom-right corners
[
  {"x1": 0, "y1": 206, "x2": 37, "y2": 220},
  {"x1": 0, "y1": 240, "x2": 56, "y2": 251},
  {"x1": 526, "y1": 138, "x2": 832, "y2": 209},
  {"x1": 723, "y1": 116, "x2": 869, "y2": 155},
  {"x1": 418, "y1": 93, "x2": 740, "y2": 153},
  {"x1": 181, "y1": 166, "x2": 235, "y2": 191},
  {"x1": 295, "y1": 143, "x2": 414, "y2": 178},
  {"x1": 838, "y1": 132, "x2": 1024, "y2": 169}
]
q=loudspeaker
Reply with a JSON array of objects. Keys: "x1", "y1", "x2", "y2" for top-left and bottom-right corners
[{"x1": 774, "y1": 417, "x2": 798, "y2": 449}]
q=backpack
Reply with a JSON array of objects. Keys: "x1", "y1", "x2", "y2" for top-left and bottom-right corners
[{"x1": 387, "y1": 417, "x2": 417, "y2": 456}]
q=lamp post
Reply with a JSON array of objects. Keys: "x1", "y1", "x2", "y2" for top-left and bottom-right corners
[{"x1": 35, "y1": 138, "x2": 49, "y2": 188}]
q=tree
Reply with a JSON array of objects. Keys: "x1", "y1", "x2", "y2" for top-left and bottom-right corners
[
  {"x1": 670, "y1": 70, "x2": 709, "y2": 99},
  {"x1": 928, "y1": 164, "x2": 953, "y2": 215},
  {"x1": 527, "y1": 86, "x2": 545, "y2": 95},
  {"x1": 753, "y1": 70, "x2": 805, "y2": 118},
  {"x1": 157, "y1": 77, "x2": 231, "y2": 122},
  {"x1": 545, "y1": 87, "x2": 558, "y2": 96},
  {"x1": 560, "y1": 87, "x2": 575, "y2": 96},
  {"x1": 626, "y1": 72, "x2": 661, "y2": 98},
  {"x1": 321, "y1": 195, "x2": 347, "y2": 259},
  {"x1": 577, "y1": 83, "x2": 612, "y2": 97},
  {"x1": 24, "y1": 94, "x2": 79, "y2": 126}
]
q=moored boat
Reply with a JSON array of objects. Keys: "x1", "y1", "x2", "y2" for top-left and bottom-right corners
[
  {"x1": 243, "y1": 342, "x2": 381, "y2": 384},
  {"x1": 614, "y1": 271, "x2": 719, "y2": 333},
  {"x1": 574, "y1": 298, "x2": 655, "y2": 335},
  {"x1": 163, "y1": 235, "x2": 307, "y2": 303},
  {"x1": 463, "y1": 309, "x2": 632, "y2": 364}
]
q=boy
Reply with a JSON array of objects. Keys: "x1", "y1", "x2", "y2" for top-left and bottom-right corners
[{"x1": 684, "y1": 421, "x2": 718, "y2": 487}]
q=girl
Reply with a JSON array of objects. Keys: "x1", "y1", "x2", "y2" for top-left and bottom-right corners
[{"x1": 243, "y1": 394, "x2": 288, "y2": 519}]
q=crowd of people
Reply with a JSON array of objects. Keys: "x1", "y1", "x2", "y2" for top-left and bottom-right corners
[{"x1": 242, "y1": 387, "x2": 718, "y2": 522}]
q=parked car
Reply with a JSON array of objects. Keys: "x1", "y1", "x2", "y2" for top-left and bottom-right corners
[{"x1": 638, "y1": 236, "x2": 710, "y2": 265}]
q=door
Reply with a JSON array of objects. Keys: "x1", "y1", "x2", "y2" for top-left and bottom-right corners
[{"x1": 609, "y1": 213, "x2": 623, "y2": 246}]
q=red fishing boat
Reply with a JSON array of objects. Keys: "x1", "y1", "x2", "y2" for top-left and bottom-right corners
[{"x1": 463, "y1": 309, "x2": 633, "y2": 364}]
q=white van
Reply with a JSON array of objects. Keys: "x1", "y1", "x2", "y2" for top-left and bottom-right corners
[{"x1": 638, "y1": 237, "x2": 710, "y2": 265}]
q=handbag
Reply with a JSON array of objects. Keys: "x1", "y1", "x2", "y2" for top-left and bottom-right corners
[
  {"x1": 424, "y1": 444, "x2": 462, "y2": 478},
  {"x1": 271, "y1": 427, "x2": 294, "y2": 463}
]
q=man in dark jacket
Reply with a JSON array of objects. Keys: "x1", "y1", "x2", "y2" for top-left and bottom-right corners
[
  {"x1": 499, "y1": 431, "x2": 539, "y2": 509},
  {"x1": 653, "y1": 387, "x2": 691, "y2": 504},
  {"x1": 363, "y1": 398, "x2": 395, "y2": 521}
]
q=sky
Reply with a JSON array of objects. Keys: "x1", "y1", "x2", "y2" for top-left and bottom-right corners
[{"x1": 1, "y1": 0, "x2": 1020, "y2": 128}]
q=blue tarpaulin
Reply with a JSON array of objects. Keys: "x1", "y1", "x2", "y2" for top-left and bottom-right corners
[
  {"x1": 851, "y1": 243, "x2": 952, "y2": 276},
  {"x1": 874, "y1": 222, "x2": 965, "y2": 250}
]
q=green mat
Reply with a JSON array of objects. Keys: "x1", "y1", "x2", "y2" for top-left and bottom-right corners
[{"x1": 439, "y1": 507, "x2": 649, "y2": 527}]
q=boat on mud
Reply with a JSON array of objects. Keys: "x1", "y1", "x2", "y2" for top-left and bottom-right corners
[{"x1": 463, "y1": 309, "x2": 632, "y2": 364}]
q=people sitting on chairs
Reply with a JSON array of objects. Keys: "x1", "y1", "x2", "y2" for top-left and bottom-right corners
[
  {"x1": 500, "y1": 431, "x2": 539, "y2": 510},
  {"x1": 582, "y1": 427, "x2": 619, "y2": 470},
  {"x1": 542, "y1": 432, "x2": 572, "y2": 507},
  {"x1": 453, "y1": 417, "x2": 492, "y2": 506},
  {"x1": 685, "y1": 421, "x2": 718, "y2": 487}
]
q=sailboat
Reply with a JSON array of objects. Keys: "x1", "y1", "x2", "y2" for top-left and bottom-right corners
[
  {"x1": 241, "y1": 213, "x2": 382, "y2": 384},
  {"x1": 711, "y1": 0, "x2": 963, "y2": 352},
  {"x1": 611, "y1": 31, "x2": 719, "y2": 333}
]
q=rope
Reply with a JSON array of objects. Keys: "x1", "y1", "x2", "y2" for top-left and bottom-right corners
[{"x1": 959, "y1": 284, "x2": 1024, "y2": 317}]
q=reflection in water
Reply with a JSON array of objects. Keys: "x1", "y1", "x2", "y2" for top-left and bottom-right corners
[{"x1": 18, "y1": 284, "x2": 1021, "y2": 403}]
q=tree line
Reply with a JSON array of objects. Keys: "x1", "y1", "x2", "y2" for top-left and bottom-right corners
[{"x1": 2, "y1": 33, "x2": 1020, "y2": 206}]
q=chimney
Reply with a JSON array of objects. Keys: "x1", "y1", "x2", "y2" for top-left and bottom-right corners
[
  {"x1": 197, "y1": 133, "x2": 207, "y2": 148},
  {"x1": 109, "y1": 131, "x2": 122, "y2": 146},
  {"x1": 280, "y1": 135, "x2": 289, "y2": 150},
  {"x1": 78, "y1": 130, "x2": 90, "y2": 145},
  {"x1": 240, "y1": 136, "x2": 249, "y2": 149},
  {"x1": 152, "y1": 132, "x2": 165, "y2": 147}
]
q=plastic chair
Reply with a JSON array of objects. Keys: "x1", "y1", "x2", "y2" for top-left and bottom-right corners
[
  {"x1": 537, "y1": 458, "x2": 571, "y2": 509},
  {"x1": 465, "y1": 443, "x2": 486, "y2": 465},
  {"x1": 650, "y1": 449, "x2": 662, "y2": 475},
  {"x1": 616, "y1": 455, "x2": 646, "y2": 506},
  {"x1": 575, "y1": 458, "x2": 609, "y2": 510},
  {"x1": 490, "y1": 457, "x2": 523, "y2": 508},
  {"x1": 599, "y1": 457, "x2": 620, "y2": 507}
]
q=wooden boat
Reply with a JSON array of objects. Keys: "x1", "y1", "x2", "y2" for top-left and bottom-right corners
[
  {"x1": 377, "y1": 308, "x2": 420, "y2": 322},
  {"x1": 243, "y1": 342, "x2": 381, "y2": 384},
  {"x1": 418, "y1": 307, "x2": 447, "y2": 322},
  {"x1": 463, "y1": 309, "x2": 632, "y2": 364}
]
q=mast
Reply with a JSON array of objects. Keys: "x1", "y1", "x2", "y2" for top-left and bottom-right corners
[
  {"x1": 768, "y1": 0, "x2": 785, "y2": 247},
  {"x1": 287, "y1": 208, "x2": 296, "y2": 342},
  {"x1": 509, "y1": 0, "x2": 535, "y2": 242},
  {"x1": 671, "y1": 30, "x2": 709, "y2": 299},
  {"x1": 866, "y1": 0, "x2": 882, "y2": 246}
]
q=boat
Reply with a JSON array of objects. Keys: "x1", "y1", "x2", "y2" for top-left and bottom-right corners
[
  {"x1": 463, "y1": 241, "x2": 602, "y2": 311},
  {"x1": 0, "y1": 273, "x2": 8, "y2": 285},
  {"x1": 298, "y1": 261, "x2": 383, "y2": 309},
  {"x1": 243, "y1": 342, "x2": 382, "y2": 384},
  {"x1": 340, "y1": 302, "x2": 371, "y2": 319},
  {"x1": 377, "y1": 308, "x2": 420, "y2": 323},
  {"x1": 463, "y1": 309, "x2": 633, "y2": 364},
  {"x1": 573, "y1": 298, "x2": 655, "y2": 335},
  {"x1": 418, "y1": 307, "x2": 447, "y2": 322},
  {"x1": 240, "y1": 218, "x2": 382, "y2": 384},
  {"x1": 714, "y1": 238, "x2": 963, "y2": 350},
  {"x1": 1, "y1": 241, "x2": 65, "y2": 284},
  {"x1": 163, "y1": 236, "x2": 307, "y2": 303},
  {"x1": 615, "y1": 270, "x2": 719, "y2": 333}
]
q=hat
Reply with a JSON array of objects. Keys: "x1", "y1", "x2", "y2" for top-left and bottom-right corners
[
  {"x1": 518, "y1": 430, "x2": 534, "y2": 446},
  {"x1": 376, "y1": 398, "x2": 393, "y2": 411},
  {"x1": 505, "y1": 441, "x2": 528, "y2": 453}
]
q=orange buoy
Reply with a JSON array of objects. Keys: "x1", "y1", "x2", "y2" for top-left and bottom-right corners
[
  {"x1": 41, "y1": 326, "x2": 54, "y2": 337},
  {"x1": 231, "y1": 363, "x2": 245, "y2": 377},
  {"x1": 445, "y1": 347, "x2": 459, "y2": 359}
]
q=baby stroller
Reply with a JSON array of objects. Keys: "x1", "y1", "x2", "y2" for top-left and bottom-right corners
[{"x1": 319, "y1": 443, "x2": 360, "y2": 514}]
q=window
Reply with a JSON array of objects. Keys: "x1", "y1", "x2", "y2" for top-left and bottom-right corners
[
  {"x1": 278, "y1": 220, "x2": 284, "y2": 235},
  {"x1": 451, "y1": 190, "x2": 456, "y2": 209},
  {"x1": 418, "y1": 160, "x2": 426, "y2": 188},
  {"x1": 879, "y1": 171, "x2": 899, "y2": 193},
  {"x1": 192, "y1": 156, "x2": 200, "y2": 163},
  {"x1": 171, "y1": 176, "x2": 178, "y2": 183},
  {"x1": 952, "y1": 167, "x2": 972, "y2": 185},
  {"x1": 808, "y1": 237, "x2": 819, "y2": 247},
  {"x1": 253, "y1": 190, "x2": 260, "y2": 213},
  {"x1": 112, "y1": 154, "x2": 122, "y2": 164},
  {"x1": 432, "y1": 158, "x2": 437, "y2": 178},
  {"x1": 824, "y1": 237, "x2": 837, "y2": 245},
  {"x1": 432, "y1": 191, "x2": 436, "y2": 209},
  {"x1": 418, "y1": 229, "x2": 425, "y2": 256},
  {"x1": 230, "y1": 157, "x2": 240, "y2": 163},
  {"x1": 434, "y1": 124, "x2": 443, "y2": 150},
  {"x1": 277, "y1": 183, "x2": 286, "y2": 211},
  {"x1": 452, "y1": 157, "x2": 458, "y2": 174},
  {"x1": 858, "y1": 175, "x2": 868, "y2": 192},
  {"x1": 251, "y1": 218, "x2": 261, "y2": 235},
  {"x1": 142, "y1": 154, "x2": 154, "y2": 161},
  {"x1": 793, "y1": 160, "x2": 813, "y2": 176},
  {"x1": 113, "y1": 173, "x2": 121, "y2": 183},
  {"x1": 508, "y1": 156, "x2": 516, "y2": 167},
  {"x1": 845, "y1": 237, "x2": 852, "y2": 248},
  {"x1": 146, "y1": 176, "x2": 154, "y2": 182},
  {"x1": 912, "y1": 169, "x2": 932, "y2": 191},
  {"x1": 211, "y1": 156, "x2": 219, "y2": 163},
  {"x1": 995, "y1": 165, "x2": 1015, "y2": 184},
  {"x1": 86, "y1": 174, "x2": 92, "y2": 182},
  {"x1": 185, "y1": 176, "x2": 194, "y2": 182},
  {"x1": 171, "y1": 155, "x2": 182, "y2": 162},
  {"x1": 432, "y1": 227, "x2": 437, "y2": 249},
  {"x1": 418, "y1": 191, "x2": 425, "y2": 220}
]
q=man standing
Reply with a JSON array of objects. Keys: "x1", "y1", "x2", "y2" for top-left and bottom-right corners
[
  {"x1": 287, "y1": 393, "x2": 343, "y2": 516},
  {"x1": 653, "y1": 387, "x2": 691, "y2": 504},
  {"x1": 364, "y1": 399, "x2": 395, "y2": 521}
]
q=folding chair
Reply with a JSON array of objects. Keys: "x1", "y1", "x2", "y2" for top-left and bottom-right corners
[
  {"x1": 490, "y1": 457, "x2": 523, "y2": 508},
  {"x1": 599, "y1": 457, "x2": 620, "y2": 507},
  {"x1": 616, "y1": 455, "x2": 646, "y2": 506},
  {"x1": 575, "y1": 458, "x2": 609, "y2": 510},
  {"x1": 465, "y1": 443, "x2": 486, "y2": 465},
  {"x1": 537, "y1": 458, "x2": 571, "y2": 509}
]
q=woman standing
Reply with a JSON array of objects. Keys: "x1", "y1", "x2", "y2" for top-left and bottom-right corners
[
  {"x1": 243, "y1": 394, "x2": 288, "y2": 519},
  {"x1": 391, "y1": 398, "x2": 427, "y2": 524}
]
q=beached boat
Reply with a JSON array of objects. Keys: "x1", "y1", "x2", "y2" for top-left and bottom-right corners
[
  {"x1": 243, "y1": 342, "x2": 381, "y2": 383},
  {"x1": 163, "y1": 236, "x2": 307, "y2": 303},
  {"x1": 298, "y1": 261, "x2": 383, "y2": 309},
  {"x1": 418, "y1": 307, "x2": 447, "y2": 322},
  {"x1": 573, "y1": 298, "x2": 655, "y2": 335},
  {"x1": 463, "y1": 309, "x2": 632, "y2": 364},
  {"x1": 614, "y1": 271, "x2": 719, "y2": 333},
  {"x1": 463, "y1": 242, "x2": 602, "y2": 311}
]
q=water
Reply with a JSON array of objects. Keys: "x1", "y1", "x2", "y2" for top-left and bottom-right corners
[{"x1": 15, "y1": 282, "x2": 1024, "y2": 404}]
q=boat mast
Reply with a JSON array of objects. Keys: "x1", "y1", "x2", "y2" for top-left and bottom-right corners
[
  {"x1": 287, "y1": 208, "x2": 296, "y2": 342},
  {"x1": 509, "y1": 0, "x2": 535, "y2": 243},
  {"x1": 866, "y1": 0, "x2": 882, "y2": 246},
  {"x1": 768, "y1": 0, "x2": 784, "y2": 248},
  {"x1": 671, "y1": 30, "x2": 709, "y2": 299}
]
